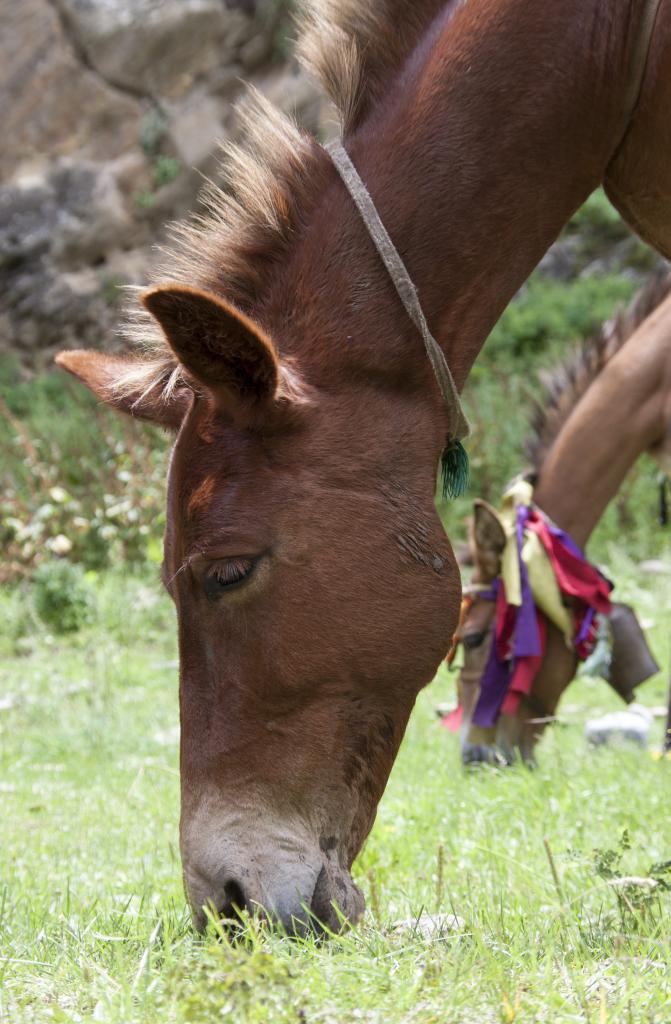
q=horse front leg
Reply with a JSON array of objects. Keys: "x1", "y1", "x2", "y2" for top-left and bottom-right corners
[{"x1": 459, "y1": 673, "x2": 508, "y2": 767}]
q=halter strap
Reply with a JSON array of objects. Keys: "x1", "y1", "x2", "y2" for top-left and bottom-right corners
[{"x1": 324, "y1": 139, "x2": 469, "y2": 445}]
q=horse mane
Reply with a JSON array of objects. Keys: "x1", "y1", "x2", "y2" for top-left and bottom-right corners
[
  {"x1": 526, "y1": 269, "x2": 671, "y2": 471},
  {"x1": 116, "y1": 0, "x2": 445, "y2": 403},
  {"x1": 297, "y1": 0, "x2": 447, "y2": 132}
]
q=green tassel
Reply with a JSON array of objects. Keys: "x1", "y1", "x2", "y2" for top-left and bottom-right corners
[{"x1": 441, "y1": 439, "x2": 469, "y2": 500}]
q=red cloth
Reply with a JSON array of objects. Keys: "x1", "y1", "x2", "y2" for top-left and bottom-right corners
[
  {"x1": 441, "y1": 705, "x2": 463, "y2": 732},
  {"x1": 526, "y1": 514, "x2": 612, "y2": 614},
  {"x1": 500, "y1": 610, "x2": 546, "y2": 716}
]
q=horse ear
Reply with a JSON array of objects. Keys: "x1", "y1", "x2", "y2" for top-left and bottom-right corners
[
  {"x1": 55, "y1": 350, "x2": 191, "y2": 429},
  {"x1": 141, "y1": 285, "x2": 279, "y2": 420},
  {"x1": 471, "y1": 500, "x2": 506, "y2": 579}
]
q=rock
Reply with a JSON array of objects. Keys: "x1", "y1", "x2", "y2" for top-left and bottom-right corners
[
  {"x1": 0, "y1": 158, "x2": 151, "y2": 362},
  {"x1": 239, "y1": 33, "x2": 273, "y2": 73},
  {"x1": 167, "y1": 91, "x2": 228, "y2": 169},
  {"x1": 258, "y1": 63, "x2": 327, "y2": 135},
  {"x1": 390, "y1": 911, "x2": 464, "y2": 940},
  {"x1": 638, "y1": 559, "x2": 671, "y2": 575},
  {"x1": 585, "y1": 704, "x2": 653, "y2": 748},
  {"x1": 55, "y1": 0, "x2": 254, "y2": 98},
  {"x1": 607, "y1": 876, "x2": 659, "y2": 892},
  {"x1": 1, "y1": 0, "x2": 141, "y2": 178},
  {"x1": 0, "y1": 0, "x2": 324, "y2": 364},
  {"x1": 1, "y1": 157, "x2": 148, "y2": 267}
]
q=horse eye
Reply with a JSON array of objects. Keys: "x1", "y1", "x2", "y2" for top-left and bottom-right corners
[
  {"x1": 203, "y1": 558, "x2": 255, "y2": 600},
  {"x1": 462, "y1": 631, "x2": 485, "y2": 651}
]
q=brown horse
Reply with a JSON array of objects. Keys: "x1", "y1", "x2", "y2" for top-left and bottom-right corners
[
  {"x1": 56, "y1": 0, "x2": 671, "y2": 931},
  {"x1": 457, "y1": 272, "x2": 671, "y2": 764}
]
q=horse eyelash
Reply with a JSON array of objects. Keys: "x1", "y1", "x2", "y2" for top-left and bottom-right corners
[{"x1": 210, "y1": 558, "x2": 255, "y2": 586}]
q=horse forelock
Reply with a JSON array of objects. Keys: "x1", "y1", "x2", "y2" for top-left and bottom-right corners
[
  {"x1": 115, "y1": 0, "x2": 451, "y2": 405},
  {"x1": 117, "y1": 89, "x2": 317, "y2": 402},
  {"x1": 526, "y1": 269, "x2": 671, "y2": 472}
]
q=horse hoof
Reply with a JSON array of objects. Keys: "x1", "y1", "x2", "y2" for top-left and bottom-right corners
[{"x1": 461, "y1": 743, "x2": 508, "y2": 767}]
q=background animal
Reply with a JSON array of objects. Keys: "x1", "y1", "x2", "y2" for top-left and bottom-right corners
[{"x1": 456, "y1": 273, "x2": 671, "y2": 763}]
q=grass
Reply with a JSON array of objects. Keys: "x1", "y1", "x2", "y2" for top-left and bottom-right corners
[{"x1": 1, "y1": 545, "x2": 670, "y2": 1023}]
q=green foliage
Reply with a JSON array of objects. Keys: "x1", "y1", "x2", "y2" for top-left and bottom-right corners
[
  {"x1": 135, "y1": 154, "x2": 183, "y2": 209},
  {"x1": 135, "y1": 188, "x2": 157, "y2": 210},
  {"x1": 0, "y1": 357, "x2": 168, "y2": 576},
  {"x1": 560, "y1": 188, "x2": 660, "y2": 272},
  {"x1": 135, "y1": 105, "x2": 182, "y2": 210},
  {"x1": 590, "y1": 828, "x2": 671, "y2": 928},
  {"x1": 593, "y1": 827, "x2": 632, "y2": 880},
  {"x1": 32, "y1": 559, "x2": 95, "y2": 633},
  {"x1": 271, "y1": 1, "x2": 298, "y2": 63},
  {"x1": 138, "y1": 106, "x2": 169, "y2": 158},
  {"x1": 99, "y1": 272, "x2": 125, "y2": 307},
  {"x1": 572, "y1": 187, "x2": 625, "y2": 234},
  {"x1": 483, "y1": 186, "x2": 656, "y2": 362},
  {"x1": 152, "y1": 155, "x2": 182, "y2": 189},
  {"x1": 486, "y1": 273, "x2": 637, "y2": 360}
]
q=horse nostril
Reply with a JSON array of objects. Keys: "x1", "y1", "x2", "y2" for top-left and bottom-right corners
[{"x1": 219, "y1": 878, "x2": 248, "y2": 921}]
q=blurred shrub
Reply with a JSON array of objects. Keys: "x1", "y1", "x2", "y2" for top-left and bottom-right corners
[
  {"x1": 0, "y1": 358, "x2": 168, "y2": 579},
  {"x1": 486, "y1": 273, "x2": 637, "y2": 359},
  {"x1": 33, "y1": 560, "x2": 95, "y2": 634},
  {"x1": 459, "y1": 261, "x2": 640, "y2": 506},
  {"x1": 152, "y1": 154, "x2": 182, "y2": 188},
  {"x1": 138, "y1": 105, "x2": 169, "y2": 157}
]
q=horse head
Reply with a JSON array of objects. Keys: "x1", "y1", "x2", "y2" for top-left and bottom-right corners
[{"x1": 57, "y1": 282, "x2": 460, "y2": 932}]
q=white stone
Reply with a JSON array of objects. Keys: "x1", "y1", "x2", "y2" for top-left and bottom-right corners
[{"x1": 585, "y1": 703, "x2": 653, "y2": 747}]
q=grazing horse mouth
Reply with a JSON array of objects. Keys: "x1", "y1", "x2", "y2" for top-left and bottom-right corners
[
  {"x1": 190, "y1": 861, "x2": 365, "y2": 937},
  {"x1": 182, "y1": 803, "x2": 367, "y2": 937}
]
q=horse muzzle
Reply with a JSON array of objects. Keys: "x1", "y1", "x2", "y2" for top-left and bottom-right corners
[{"x1": 181, "y1": 800, "x2": 364, "y2": 935}]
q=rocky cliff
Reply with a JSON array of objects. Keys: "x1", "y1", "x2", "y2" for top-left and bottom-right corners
[{"x1": 1, "y1": 0, "x2": 323, "y2": 366}]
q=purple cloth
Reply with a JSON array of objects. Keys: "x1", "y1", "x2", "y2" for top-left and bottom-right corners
[
  {"x1": 471, "y1": 634, "x2": 512, "y2": 728},
  {"x1": 545, "y1": 519, "x2": 585, "y2": 559},
  {"x1": 575, "y1": 606, "x2": 595, "y2": 647}
]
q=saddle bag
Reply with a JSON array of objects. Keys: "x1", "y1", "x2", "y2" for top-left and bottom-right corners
[{"x1": 607, "y1": 602, "x2": 659, "y2": 703}]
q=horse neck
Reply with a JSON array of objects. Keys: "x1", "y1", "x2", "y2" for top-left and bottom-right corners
[
  {"x1": 256, "y1": 0, "x2": 661, "y2": 492},
  {"x1": 532, "y1": 293, "x2": 671, "y2": 548},
  {"x1": 335, "y1": 0, "x2": 649, "y2": 384},
  {"x1": 268, "y1": 0, "x2": 651, "y2": 400}
]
